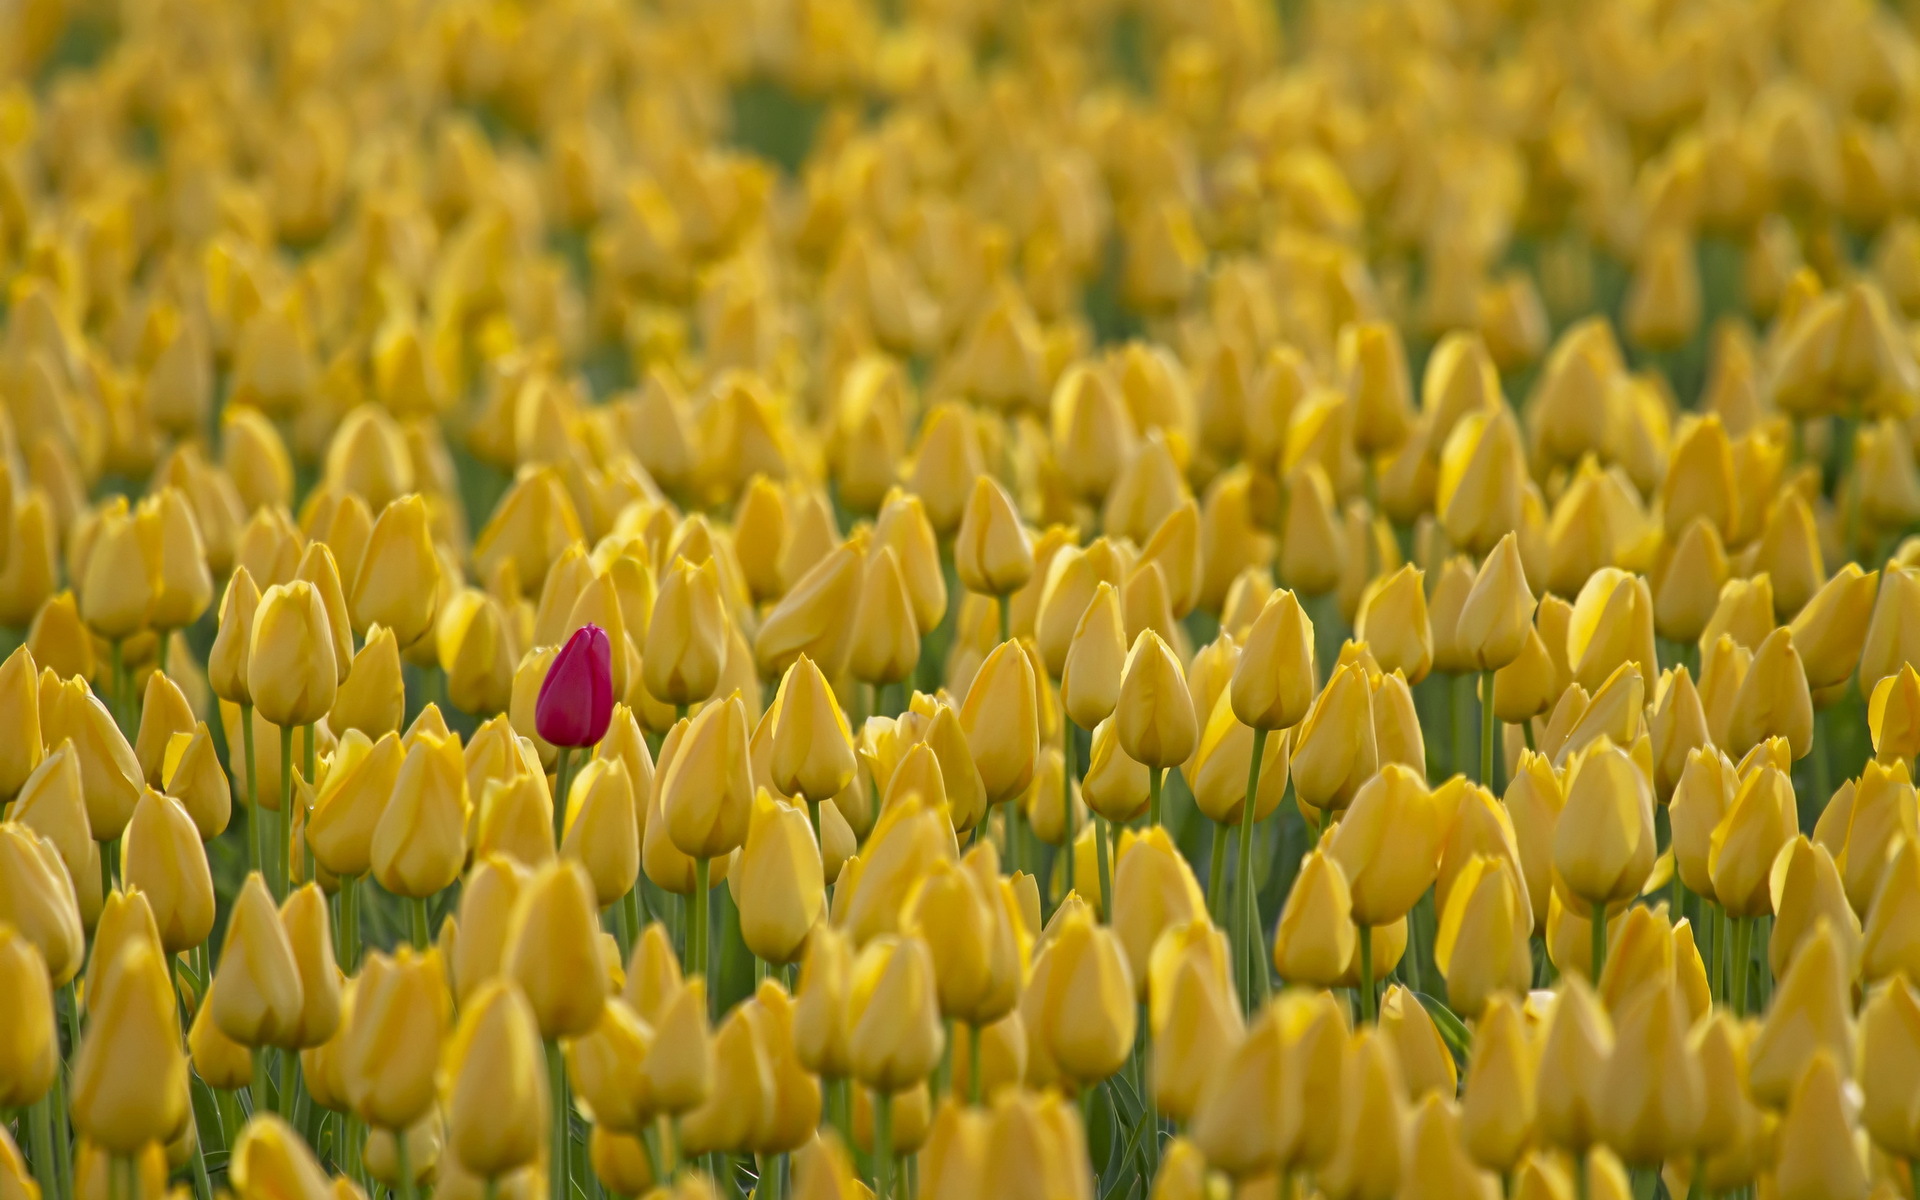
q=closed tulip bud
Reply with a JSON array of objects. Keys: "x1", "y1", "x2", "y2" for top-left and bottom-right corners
[
  {"x1": 728, "y1": 792, "x2": 824, "y2": 965},
  {"x1": 1552, "y1": 742, "x2": 1656, "y2": 911},
  {"x1": 627, "y1": 975, "x2": 709, "y2": 1120},
  {"x1": 1534, "y1": 976, "x2": 1614, "y2": 1155},
  {"x1": 1860, "y1": 974, "x2": 1920, "y2": 1159},
  {"x1": 955, "y1": 478, "x2": 1033, "y2": 598},
  {"x1": 1747, "y1": 920, "x2": 1855, "y2": 1109},
  {"x1": 43, "y1": 676, "x2": 143, "y2": 840},
  {"x1": 1461, "y1": 995, "x2": 1534, "y2": 1174},
  {"x1": 921, "y1": 703, "x2": 989, "y2": 834},
  {"x1": 535, "y1": 623, "x2": 613, "y2": 750},
  {"x1": 1187, "y1": 999, "x2": 1287, "y2": 1178},
  {"x1": 869, "y1": 493, "x2": 946, "y2": 638},
  {"x1": 1710, "y1": 764, "x2": 1797, "y2": 917},
  {"x1": 0, "y1": 925, "x2": 55, "y2": 1107},
  {"x1": 756, "y1": 536, "x2": 866, "y2": 680},
  {"x1": 1377, "y1": 983, "x2": 1458, "y2": 1101},
  {"x1": 1724, "y1": 626, "x2": 1813, "y2": 761},
  {"x1": 1510, "y1": 1155, "x2": 1575, "y2": 1200},
  {"x1": 1354, "y1": 565, "x2": 1432, "y2": 684},
  {"x1": 1319, "y1": 1029, "x2": 1408, "y2": 1200},
  {"x1": 1075, "y1": 717, "x2": 1146, "y2": 824},
  {"x1": 1774, "y1": 1051, "x2": 1869, "y2": 1200},
  {"x1": 1870, "y1": 664, "x2": 1920, "y2": 763},
  {"x1": 568, "y1": 996, "x2": 652, "y2": 1134},
  {"x1": 1454, "y1": 538, "x2": 1535, "y2": 677},
  {"x1": 247, "y1": 581, "x2": 339, "y2": 729},
  {"x1": 306, "y1": 730, "x2": 400, "y2": 879},
  {"x1": 794, "y1": 925, "x2": 853, "y2": 1077},
  {"x1": 1437, "y1": 406, "x2": 1527, "y2": 557},
  {"x1": 1110, "y1": 630, "x2": 1197, "y2": 771},
  {"x1": 1786, "y1": 564, "x2": 1877, "y2": 692},
  {"x1": 503, "y1": 859, "x2": 607, "y2": 1040},
  {"x1": 643, "y1": 557, "x2": 726, "y2": 708},
  {"x1": 162, "y1": 722, "x2": 230, "y2": 839},
  {"x1": 191, "y1": 984, "x2": 253, "y2": 1091},
  {"x1": 1291, "y1": 662, "x2": 1377, "y2": 813},
  {"x1": 1020, "y1": 906, "x2": 1135, "y2": 1089},
  {"x1": 955, "y1": 640, "x2": 1038, "y2": 803},
  {"x1": 848, "y1": 547, "x2": 920, "y2": 687},
  {"x1": 771, "y1": 656, "x2": 856, "y2": 802},
  {"x1": 1273, "y1": 849, "x2": 1357, "y2": 987},
  {"x1": 329, "y1": 625, "x2": 405, "y2": 738},
  {"x1": 1669, "y1": 748, "x2": 1736, "y2": 898},
  {"x1": 560, "y1": 757, "x2": 638, "y2": 907},
  {"x1": 1110, "y1": 826, "x2": 1206, "y2": 990},
  {"x1": 212, "y1": 873, "x2": 305, "y2": 1048},
  {"x1": 1148, "y1": 924, "x2": 1242, "y2": 1125},
  {"x1": 0, "y1": 825, "x2": 84, "y2": 985},
  {"x1": 1865, "y1": 837, "x2": 1920, "y2": 983},
  {"x1": 1230, "y1": 588, "x2": 1316, "y2": 731},
  {"x1": 12, "y1": 741, "x2": 91, "y2": 906},
  {"x1": 1328, "y1": 763, "x2": 1450, "y2": 925},
  {"x1": 846, "y1": 933, "x2": 944, "y2": 1091},
  {"x1": 1405, "y1": 1092, "x2": 1503, "y2": 1200},
  {"x1": 1567, "y1": 569, "x2": 1657, "y2": 695},
  {"x1": 1654, "y1": 519, "x2": 1730, "y2": 645},
  {"x1": 228, "y1": 1115, "x2": 332, "y2": 1200},
  {"x1": 78, "y1": 505, "x2": 155, "y2": 641},
  {"x1": 121, "y1": 788, "x2": 214, "y2": 954},
  {"x1": 278, "y1": 884, "x2": 341, "y2": 1047},
  {"x1": 662, "y1": 693, "x2": 753, "y2": 858},
  {"x1": 71, "y1": 939, "x2": 188, "y2": 1152},
  {"x1": 1646, "y1": 668, "x2": 1708, "y2": 803},
  {"x1": 371, "y1": 732, "x2": 468, "y2": 899},
  {"x1": 433, "y1": 590, "x2": 514, "y2": 715},
  {"x1": 1034, "y1": 540, "x2": 1127, "y2": 678},
  {"x1": 1060, "y1": 582, "x2": 1125, "y2": 729},
  {"x1": 133, "y1": 670, "x2": 193, "y2": 788},
  {"x1": 1435, "y1": 855, "x2": 1532, "y2": 1017},
  {"x1": 982, "y1": 1089, "x2": 1096, "y2": 1200},
  {"x1": 349, "y1": 496, "x2": 439, "y2": 647},
  {"x1": 0, "y1": 647, "x2": 41, "y2": 800},
  {"x1": 1187, "y1": 690, "x2": 1291, "y2": 827},
  {"x1": 1823, "y1": 761, "x2": 1917, "y2": 916},
  {"x1": 1598, "y1": 979, "x2": 1703, "y2": 1165},
  {"x1": 27, "y1": 593, "x2": 95, "y2": 686},
  {"x1": 343, "y1": 947, "x2": 448, "y2": 1129},
  {"x1": 1771, "y1": 837, "x2": 1861, "y2": 982}
]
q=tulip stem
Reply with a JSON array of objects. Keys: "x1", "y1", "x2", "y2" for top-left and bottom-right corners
[
  {"x1": 872, "y1": 1090, "x2": 894, "y2": 1200},
  {"x1": 1094, "y1": 815, "x2": 1113, "y2": 921},
  {"x1": 966, "y1": 1023, "x2": 982, "y2": 1105},
  {"x1": 1479, "y1": 670, "x2": 1495, "y2": 786},
  {"x1": 1236, "y1": 726, "x2": 1269, "y2": 1017},
  {"x1": 278, "y1": 1045, "x2": 298, "y2": 1119},
  {"x1": 1207, "y1": 820, "x2": 1228, "y2": 925},
  {"x1": 277, "y1": 722, "x2": 294, "y2": 898},
  {"x1": 251, "y1": 1047, "x2": 272, "y2": 1116},
  {"x1": 1062, "y1": 719, "x2": 1077, "y2": 902},
  {"x1": 395, "y1": 1125, "x2": 417, "y2": 1200},
  {"x1": 547, "y1": 1041, "x2": 570, "y2": 1200},
  {"x1": 691, "y1": 857, "x2": 710, "y2": 1005},
  {"x1": 1147, "y1": 766, "x2": 1163, "y2": 827},
  {"x1": 1730, "y1": 915, "x2": 1752, "y2": 1016},
  {"x1": 1358, "y1": 923, "x2": 1376, "y2": 1023},
  {"x1": 1591, "y1": 901, "x2": 1608, "y2": 983},
  {"x1": 998, "y1": 596, "x2": 1010, "y2": 646},
  {"x1": 552, "y1": 746, "x2": 575, "y2": 848},
  {"x1": 241, "y1": 702, "x2": 261, "y2": 880},
  {"x1": 26, "y1": 1091, "x2": 56, "y2": 1199},
  {"x1": 409, "y1": 896, "x2": 431, "y2": 949}
]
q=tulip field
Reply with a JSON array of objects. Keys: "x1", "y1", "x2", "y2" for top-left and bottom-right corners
[{"x1": 7, "y1": 0, "x2": 1920, "y2": 1198}]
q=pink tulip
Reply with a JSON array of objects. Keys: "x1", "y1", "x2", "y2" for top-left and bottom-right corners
[{"x1": 536, "y1": 624, "x2": 614, "y2": 748}]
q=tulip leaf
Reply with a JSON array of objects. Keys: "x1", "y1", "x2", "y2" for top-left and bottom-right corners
[{"x1": 1412, "y1": 991, "x2": 1473, "y2": 1079}]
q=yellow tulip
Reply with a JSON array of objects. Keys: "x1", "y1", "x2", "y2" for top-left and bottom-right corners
[
  {"x1": 731, "y1": 792, "x2": 825, "y2": 965},
  {"x1": 70, "y1": 939, "x2": 188, "y2": 1152}
]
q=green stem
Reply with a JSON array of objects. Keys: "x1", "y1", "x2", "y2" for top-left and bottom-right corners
[
  {"x1": 551, "y1": 746, "x2": 575, "y2": 848},
  {"x1": 1591, "y1": 901, "x2": 1608, "y2": 983},
  {"x1": 26, "y1": 1091, "x2": 56, "y2": 1199},
  {"x1": 621, "y1": 887, "x2": 643, "y2": 963},
  {"x1": 873, "y1": 1090, "x2": 894, "y2": 1200},
  {"x1": 1062, "y1": 719, "x2": 1076, "y2": 902},
  {"x1": 1358, "y1": 923, "x2": 1376, "y2": 1023},
  {"x1": 278, "y1": 1045, "x2": 298, "y2": 1119},
  {"x1": 1147, "y1": 766, "x2": 1163, "y2": 827},
  {"x1": 1094, "y1": 815, "x2": 1112, "y2": 921},
  {"x1": 1236, "y1": 726, "x2": 1269, "y2": 1018},
  {"x1": 1207, "y1": 821, "x2": 1229, "y2": 925},
  {"x1": 547, "y1": 1041, "x2": 569, "y2": 1200},
  {"x1": 410, "y1": 896, "x2": 431, "y2": 950},
  {"x1": 807, "y1": 798, "x2": 821, "y2": 852},
  {"x1": 395, "y1": 1121, "x2": 418, "y2": 1200},
  {"x1": 997, "y1": 596, "x2": 1010, "y2": 646},
  {"x1": 692, "y1": 857, "x2": 710, "y2": 1009},
  {"x1": 1480, "y1": 670, "x2": 1495, "y2": 786},
  {"x1": 157, "y1": 630, "x2": 171, "y2": 680},
  {"x1": 276, "y1": 722, "x2": 293, "y2": 899},
  {"x1": 1731, "y1": 915, "x2": 1753, "y2": 1017},
  {"x1": 251, "y1": 1048, "x2": 272, "y2": 1116},
  {"x1": 242, "y1": 703, "x2": 260, "y2": 881},
  {"x1": 967, "y1": 1023, "x2": 982, "y2": 1106}
]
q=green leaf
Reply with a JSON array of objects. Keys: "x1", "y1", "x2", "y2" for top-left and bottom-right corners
[{"x1": 1413, "y1": 991, "x2": 1473, "y2": 1078}]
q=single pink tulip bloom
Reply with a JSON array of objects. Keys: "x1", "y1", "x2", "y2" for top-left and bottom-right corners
[{"x1": 536, "y1": 624, "x2": 614, "y2": 748}]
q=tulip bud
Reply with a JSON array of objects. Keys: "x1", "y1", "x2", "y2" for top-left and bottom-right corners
[
  {"x1": 71, "y1": 939, "x2": 188, "y2": 1152},
  {"x1": 1552, "y1": 742, "x2": 1656, "y2": 912},
  {"x1": 439, "y1": 980, "x2": 547, "y2": 1178},
  {"x1": 1318, "y1": 1029, "x2": 1408, "y2": 1200},
  {"x1": 847, "y1": 934, "x2": 944, "y2": 1091},
  {"x1": 0, "y1": 925, "x2": 56, "y2": 1108},
  {"x1": 1860, "y1": 974, "x2": 1920, "y2": 1160},
  {"x1": 1435, "y1": 855, "x2": 1532, "y2": 1018},
  {"x1": 1188, "y1": 690, "x2": 1291, "y2": 826},
  {"x1": 329, "y1": 625, "x2": 405, "y2": 738},
  {"x1": 1710, "y1": 764, "x2": 1797, "y2": 918},
  {"x1": 1870, "y1": 663, "x2": 1920, "y2": 763},
  {"x1": 279, "y1": 884, "x2": 342, "y2": 1048},
  {"x1": 1534, "y1": 976, "x2": 1614, "y2": 1155},
  {"x1": 1654, "y1": 519, "x2": 1729, "y2": 645},
  {"x1": 1272, "y1": 849, "x2": 1357, "y2": 988},
  {"x1": 121, "y1": 788, "x2": 215, "y2": 954},
  {"x1": 1187, "y1": 998, "x2": 1287, "y2": 1179},
  {"x1": 1328, "y1": 764, "x2": 1449, "y2": 926},
  {"x1": 0, "y1": 824, "x2": 85, "y2": 985},
  {"x1": 1457, "y1": 534, "x2": 1536, "y2": 672},
  {"x1": 1747, "y1": 921, "x2": 1854, "y2": 1108},
  {"x1": 794, "y1": 925, "x2": 853, "y2": 1078},
  {"x1": 248, "y1": 581, "x2": 339, "y2": 729},
  {"x1": 212, "y1": 872, "x2": 306, "y2": 1048},
  {"x1": 756, "y1": 536, "x2": 866, "y2": 680},
  {"x1": 42, "y1": 675, "x2": 143, "y2": 840},
  {"x1": 1461, "y1": 995, "x2": 1534, "y2": 1174},
  {"x1": 133, "y1": 670, "x2": 194, "y2": 788},
  {"x1": 1774, "y1": 1051, "x2": 1869, "y2": 1200},
  {"x1": 1290, "y1": 662, "x2": 1377, "y2": 813},
  {"x1": 730, "y1": 792, "x2": 825, "y2": 965},
  {"x1": 1020, "y1": 907, "x2": 1135, "y2": 1089},
  {"x1": 771, "y1": 656, "x2": 856, "y2": 802},
  {"x1": 955, "y1": 478, "x2": 1034, "y2": 598},
  {"x1": 1059, "y1": 582, "x2": 1125, "y2": 729},
  {"x1": 848, "y1": 547, "x2": 920, "y2": 686},
  {"x1": 662, "y1": 693, "x2": 754, "y2": 859},
  {"x1": 370, "y1": 732, "x2": 468, "y2": 899},
  {"x1": 504, "y1": 859, "x2": 608, "y2": 1040},
  {"x1": 560, "y1": 757, "x2": 638, "y2": 907},
  {"x1": 343, "y1": 948, "x2": 449, "y2": 1129},
  {"x1": 350, "y1": 496, "x2": 440, "y2": 646}
]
